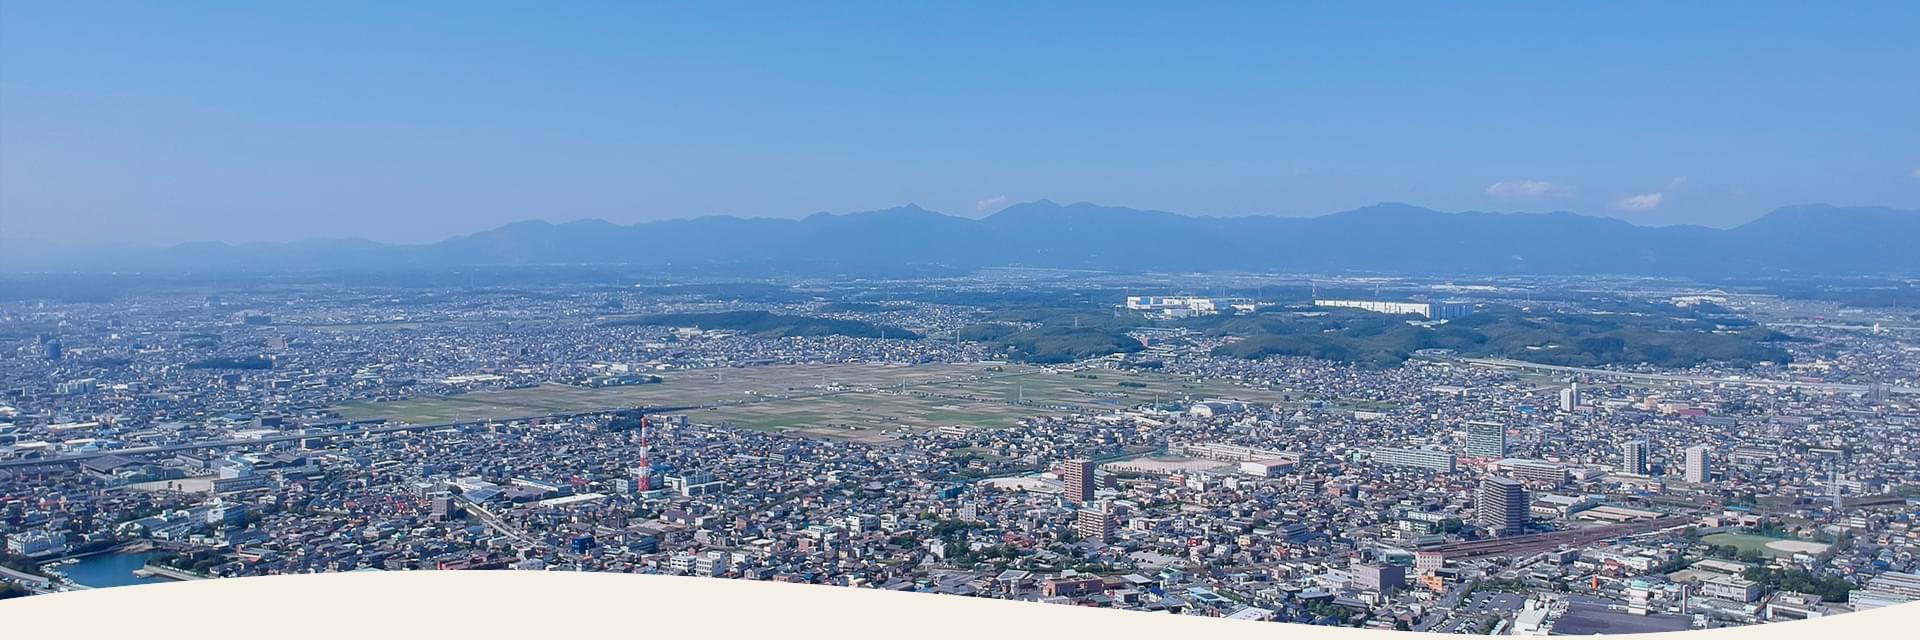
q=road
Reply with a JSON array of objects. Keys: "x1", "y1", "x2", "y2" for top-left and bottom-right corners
[
  {"x1": 1460, "y1": 358, "x2": 1917, "y2": 395},
  {"x1": 457, "y1": 497, "x2": 542, "y2": 549},
  {"x1": 0, "y1": 564, "x2": 53, "y2": 590}
]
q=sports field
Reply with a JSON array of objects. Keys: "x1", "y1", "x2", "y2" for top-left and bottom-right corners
[
  {"x1": 1701, "y1": 532, "x2": 1832, "y2": 558},
  {"x1": 333, "y1": 362, "x2": 1290, "y2": 444}
]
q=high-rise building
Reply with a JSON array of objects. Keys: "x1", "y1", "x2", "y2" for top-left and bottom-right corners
[
  {"x1": 430, "y1": 495, "x2": 457, "y2": 521},
  {"x1": 635, "y1": 415, "x2": 654, "y2": 492},
  {"x1": 1684, "y1": 445, "x2": 1711, "y2": 483},
  {"x1": 1622, "y1": 440, "x2": 1650, "y2": 476},
  {"x1": 1866, "y1": 383, "x2": 1890, "y2": 406},
  {"x1": 1466, "y1": 421, "x2": 1507, "y2": 458},
  {"x1": 1478, "y1": 475, "x2": 1528, "y2": 537},
  {"x1": 1063, "y1": 458, "x2": 1097, "y2": 504},
  {"x1": 1558, "y1": 383, "x2": 1581, "y2": 412},
  {"x1": 1076, "y1": 505, "x2": 1114, "y2": 543}
]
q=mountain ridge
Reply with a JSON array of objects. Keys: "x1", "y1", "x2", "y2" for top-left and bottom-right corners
[{"x1": 3, "y1": 201, "x2": 1914, "y2": 275}]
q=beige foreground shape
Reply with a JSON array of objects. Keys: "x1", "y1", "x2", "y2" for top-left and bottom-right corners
[{"x1": 2, "y1": 570, "x2": 1916, "y2": 639}]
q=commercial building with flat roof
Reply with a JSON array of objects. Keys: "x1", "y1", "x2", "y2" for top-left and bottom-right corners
[
  {"x1": 1371, "y1": 447, "x2": 1458, "y2": 472},
  {"x1": 1314, "y1": 299, "x2": 1474, "y2": 320}
]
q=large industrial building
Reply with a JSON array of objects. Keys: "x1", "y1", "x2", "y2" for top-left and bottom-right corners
[
  {"x1": 1177, "y1": 442, "x2": 1298, "y2": 463},
  {"x1": 1124, "y1": 296, "x2": 1256, "y2": 319},
  {"x1": 1313, "y1": 299, "x2": 1474, "y2": 320}
]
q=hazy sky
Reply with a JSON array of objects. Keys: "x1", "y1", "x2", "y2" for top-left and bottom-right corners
[{"x1": 2, "y1": 2, "x2": 1917, "y2": 244}]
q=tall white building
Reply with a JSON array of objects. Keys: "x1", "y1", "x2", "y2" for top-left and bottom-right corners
[
  {"x1": 1622, "y1": 440, "x2": 1650, "y2": 476},
  {"x1": 1684, "y1": 445, "x2": 1711, "y2": 483},
  {"x1": 1558, "y1": 383, "x2": 1581, "y2": 412},
  {"x1": 1465, "y1": 421, "x2": 1507, "y2": 458}
]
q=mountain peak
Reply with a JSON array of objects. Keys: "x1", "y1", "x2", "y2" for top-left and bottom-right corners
[
  {"x1": 805, "y1": 204, "x2": 953, "y2": 223},
  {"x1": 1749, "y1": 203, "x2": 1905, "y2": 219},
  {"x1": 983, "y1": 199, "x2": 1176, "y2": 223},
  {"x1": 1736, "y1": 203, "x2": 1918, "y2": 233},
  {"x1": 1323, "y1": 202, "x2": 1446, "y2": 221}
]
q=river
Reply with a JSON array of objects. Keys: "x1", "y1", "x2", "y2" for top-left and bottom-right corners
[{"x1": 57, "y1": 552, "x2": 170, "y2": 588}]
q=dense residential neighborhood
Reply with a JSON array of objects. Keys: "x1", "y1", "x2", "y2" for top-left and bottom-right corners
[{"x1": 3, "y1": 272, "x2": 1917, "y2": 634}]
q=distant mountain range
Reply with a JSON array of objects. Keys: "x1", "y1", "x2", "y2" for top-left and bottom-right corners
[{"x1": 6, "y1": 201, "x2": 1917, "y2": 275}]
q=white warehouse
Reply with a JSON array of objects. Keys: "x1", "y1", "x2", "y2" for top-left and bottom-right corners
[
  {"x1": 1124, "y1": 296, "x2": 1256, "y2": 318},
  {"x1": 1313, "y1": 299, "x2": 1474, "y2": 320}
]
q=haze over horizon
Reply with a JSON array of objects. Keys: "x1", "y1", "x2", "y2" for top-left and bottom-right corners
[
  {"x1": 3, "y1": 2, "x2": 1918, "y2": 244},
  {"x1": 7, "y1": 199, "x2": 1896, "y2": 249}
]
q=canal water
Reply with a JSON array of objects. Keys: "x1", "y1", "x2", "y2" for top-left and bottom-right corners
[{"x1": 59, "y1": 552, "x2": 168, "y2": 588}]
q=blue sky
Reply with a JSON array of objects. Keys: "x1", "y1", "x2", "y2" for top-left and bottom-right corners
[{"x1": 2, "y1": 1, "x2": 1916, "y2": 244}]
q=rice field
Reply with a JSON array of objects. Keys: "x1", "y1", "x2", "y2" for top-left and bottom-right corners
[{"x1": 333, "y1": 362, "x2": 1293, "y2": 444}]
